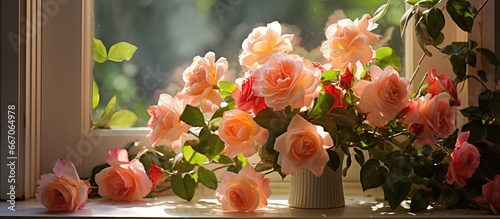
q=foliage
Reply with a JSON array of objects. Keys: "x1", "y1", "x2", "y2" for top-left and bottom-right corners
[
  {"x1": 91, "y1": 38, "x2": 138, "y2": 129},
  {"x1": 89, "y1": 0, "x2": 500, "y2": 214}
]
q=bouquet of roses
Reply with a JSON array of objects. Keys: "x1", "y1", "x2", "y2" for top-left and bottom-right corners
[{"x1": 36, "y1": 0, "x2": 500, "y2": 214}]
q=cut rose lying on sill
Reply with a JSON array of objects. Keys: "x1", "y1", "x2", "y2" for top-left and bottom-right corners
[{"x1": 38, "y1": 0, "x2": 500, "y2": 214}]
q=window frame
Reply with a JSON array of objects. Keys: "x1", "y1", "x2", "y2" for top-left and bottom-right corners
[{"x1": 35, "y1": 0, "x2": 494, "y2": 198}]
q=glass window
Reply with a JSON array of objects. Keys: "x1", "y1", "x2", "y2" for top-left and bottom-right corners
[{"x1": 93, "y1": 0, "x2": 404, "y2": 127}]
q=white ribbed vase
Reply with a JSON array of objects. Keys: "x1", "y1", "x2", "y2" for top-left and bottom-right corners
[{"x1": 288, "y1": 165, "x2": 345, "y2": 209}]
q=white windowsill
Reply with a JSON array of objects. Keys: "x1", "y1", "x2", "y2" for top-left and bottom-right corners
[{"x1": 0, "y1": 182, "x2": 493, "y2": 218}]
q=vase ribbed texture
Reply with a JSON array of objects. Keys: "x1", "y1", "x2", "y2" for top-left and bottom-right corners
[{"x1": 288, "y1": 166, "x2": 345, "y2": 209}]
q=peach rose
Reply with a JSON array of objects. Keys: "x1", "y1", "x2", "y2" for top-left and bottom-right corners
[
  {"x1": 274, "y1": 115, "x2": 333, "y2": 176},
  {"x1": 239, "y1": 21, "x2": 294, "y2": 68},
  {"x1": 148, "y1": 163, "x2": 164, "y2": 188},
  {"x1": 215, "y1": 164, "x2": 271, "y2": 212},
  {"x1": 218, "y1": 109, "x2": 269, "y2": 157},
  {"x1": 232, "y1": 74, "x2": 267, "y2": 115},
  {"x1": 253, "y1": 52, "x2": 320, "y2": 111},
  {"x1": 95, "y1": 148, "x2": 152, "y2": 201},
  {"x1": 178, "y1": 51, "x2": 227, "y2": 112},
  {"x1": 353, "y1": 66, "x2": 411, "y2": 127},
  {"x1": 446, "y1": 131, "x2": 480, "y2": 187},
  {"x1": 483, "y1": 175, "x2": 500, "y2": 214},
  {"x1": 405, "y1": 93, "x2": 456, "y2": 147},
  {"x1": 323, "y1": 83, "x2": 346, "y2": 111},
  {"x1": 36, "y1": 158, "x2": 90, "y2": 212},
  {"x1": 321, "y1": 14, "x2": 381, "y2": 70},
  {"x1": 425, "y1": 68, "x2": 460, "y2": 106},
  {"x1": 147, "y1": 94, "x2": 190, "y2": 149}
]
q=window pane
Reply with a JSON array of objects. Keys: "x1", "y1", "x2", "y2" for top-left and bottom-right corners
[{"x1": 93, "y1": 0, "x2": 404, "y2": 127}]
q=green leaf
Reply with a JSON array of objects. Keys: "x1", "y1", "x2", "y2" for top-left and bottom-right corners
[
  {"x1": 450, "y1": 55, "x2": 466, "y2": 81},
  {"x1": 198, "y1": 166, "x2": 217, "y2": 190},
  {"x1": 180, "y1": 105, "x2": 206, "y2": 127},
  {"x1": 108, "y1": 110, "x2": 138, "y2": 128},
  {"x1": 139, "y1": 152, "x2": 160, "y2": 173},
  {"x1": 330, "y1": 107, "x2": 356, "y2": 128},
  {"x1": 446, "y1": 0, "x2": 474, "y2": 33},
  {"x1": 326, "y1": 150, "x2": 341, "y2": 172},
  {"x1": 171, "y1": 174, "x2": 198, "y2": 201},
  {"x1": 425, "y1": 8, "x2": 445, "y2": 41},
  {"x1": 321, "y1": 70, "x2": 340, "y2": 82},
  {"x1": 405, "y1": 0, "x2": 420, "y2": 4},
  {"x1": 218, "y1": 81, "x2": 236, "y2": 93},
  {"x1": 372, "y1": 2, "x2": 389, "y2": 22},
  {"x1": 360, "y1": 159, "x2": 388, "y2": 191},
  {"x1": 211, "y1": 101, "x2": 235, "y2": 119},
  {"x1": 208, "y1": 117, "x2": 223, "y2": 131},
  {"x1": 342, "y1": 154, "x2": 352, "y2": 177},
  {"x1": 490, "y1": 91, "x2": 500, "y2": 123},
  {"x1": 418, "y1": 145, "x2": 432, "y2": 157},
  {"x1": 254, "y1": 108, "x2": 287, "y2": 133},
  {"x1": 431, "y1": 150, "x2": 447, "y2": 163},
  {"x1": 412, "y1": 157, "x2": 434, "y2": 178},
  {"x1": 479, "y1": 90, "x2": 493, "y2": 113},
  {"x1": 375, "y1": 47, "x2": 402, "y2": 73},
  {"x1": 477, "y1": 70, "x2": 487, "y2": 82},
  {"x1": 460, "y1": 106, "x2": 482, "y2": 119},
  {"x1": 400, "y1": 6, "x2": 417, "y2": 37},
  {"x1": 415, "y1": 17, "x2": 433, "y2": 56},
  {"x1": 107, "y1": 42, "x2": 137, "y2": 62},
  {"x1": 92, "y1": 79, "x2": 100, "y2": 109},
  {"x1": 312, "y1": 116, "x2": 339, "y2": 146},
  {"x1": 465, "y1": 50, "x2": 477, "y2": 67},
  {"x1": 477, "y1": 48, "x2": 500, "y2": 69},
  {"x1": 93, "y1": 96, "x2": 117, "y2": 128},
  {"x1": 440, "y1": 42, "x2": 467, "y2": 55},
  {"x1": 415, "y1": 0, "x2": 441, "y2": 8},
  {"x1": 353, "y1": 148, "x2": 365, "y2": 166},
  {"x1": 462, "y1": 120, "x2": 487, "y2": 142},
  {"x1": 182, "y1": 145, "x2": 207, "y2": 166},
  {"x1": 359, "y1": 132, "x2": 379, "y2": 149},
  {"x1": 213, "y1": 155, "x2": 233, "y2": 164},
  {"x1": 255, "y1": 162, "x2": 274, "y2": 172},
  {"x1": 410, "y1": 189, "x2": 429, "y2": 213},
  {"x1": 386, "y1": 181, "x2": 411, "y2": 210},
  {"x1": 233, "y1": 154, "x2": 248, "y2": 171},
  {"x1": 92, "y1": 38, "x2": 107, "y2": 63},
  {"x1": 308, "y1": 91, "x2": 333, "y2": 119}
]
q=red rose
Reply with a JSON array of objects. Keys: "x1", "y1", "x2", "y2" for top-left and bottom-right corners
[
  {"x1": 148, "y1": 163, "x2": 164, "y2": 188},
  {"x1": 339, "y1": 68, "x2": 354, "y2": 89}
]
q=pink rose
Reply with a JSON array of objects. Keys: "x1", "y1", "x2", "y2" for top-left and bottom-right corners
[
  {"x1": 274, "y1": 115, "x2": 333, "y2": 176},
  {"x1": 353, "y1": 66, "x2": 411, "y2": 127},
  {"x1": 323, "y1": 83, "x2": 346, "y2": 111},
  {"x1": 147, "y1": 94, "x2": 190, "y2": 149},
  {"x1": 253, "y1": 52, "x2": 320, "y2": 111},
  {"x1": 178, "y1": 51, "x2": 228, "y2": 112},
  {"x1": 405, "y1": 93, "x2": 456, "y2": 147},
  {"x1": 425, "y1": 68, "x2": 460, "y2": 106},
  {"x1": 239, "y1": 21, "x2": 294, "y2": 68},
  {"x1": 483, "y1": 175, "x2": 500, "y2": 214},
  {"x1": 215, "y1": 165, "x2": 271, "y2": 212},
  {"x1": 446, "y1": 131, "x2": 480, "y2": 187},
  {"x1": 339, "y1": 68, "x2": 355, "y2": 89},
  {"x1": 321, "y1": 14, "x2": 381, "y2": 70},
  {"x1": 232, "y1": 74, "x2": 268, "y2": 115},
  {"x1": 148, "y1": 163, "x2": 164, "y2": 189},
  {"x1": 95, "y1": 148, "x2": 152, "y2": 201},
  {"x1": 36, "y1": 158, "x2": 90, "y2": 212},
  {"x1": 218, "y1": 109, "x2": 269, "y2": 158}
]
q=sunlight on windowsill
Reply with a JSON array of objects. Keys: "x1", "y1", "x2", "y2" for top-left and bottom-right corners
[{"x1": 0, "y1": 182, "x2": 492, "y2": 218}]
